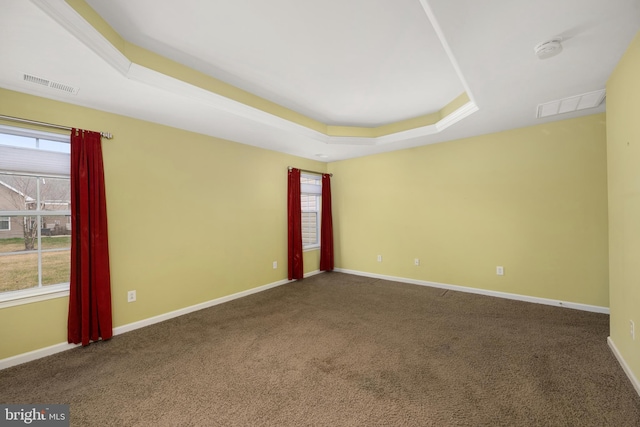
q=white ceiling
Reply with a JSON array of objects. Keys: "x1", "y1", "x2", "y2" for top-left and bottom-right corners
[
  {"x1": 0, "y1": 0, "x2": 638, "y2": 162},
  {"x1": 86, "y1": 0, "x2": 464, "y2": 127}
]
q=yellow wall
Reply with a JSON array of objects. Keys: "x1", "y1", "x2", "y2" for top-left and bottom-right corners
[
  {"x1": 606, "y1": 32, "x2": 640, "y2": 384},
  {"x1": 328, "y1": 114, "x2": 609, "y2": 307},
  {"x1": 0, "y1": 88, "x2": 325, "y2": 359}
]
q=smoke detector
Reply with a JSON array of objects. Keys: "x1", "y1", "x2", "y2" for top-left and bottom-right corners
[{"x1": 534, "y1": 38, "x2": 563, "y2": 59}]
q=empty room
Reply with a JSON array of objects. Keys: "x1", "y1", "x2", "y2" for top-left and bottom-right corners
[{"x1": 1, "y1": 0, "x2": 640, "y2": 425}]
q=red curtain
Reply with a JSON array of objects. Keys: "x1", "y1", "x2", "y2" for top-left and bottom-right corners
[
  {"x1": 288, "y1": 168, "x2": 303, "y2": 280},
  {"x1": 68, "y1": 129, "x2": 113, "y2": 346},
  {"x1": 319, "y1": 174, "x2": 334, "y2": 271}
]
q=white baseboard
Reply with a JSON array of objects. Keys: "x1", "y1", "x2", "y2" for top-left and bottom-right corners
[
  {"x1": 112, "y1": 277, "x2": 294, "y2": 336},
  {"x1": 608, "y1": 337, "x2": 640, "y2": 397},
  {"x1": 334, "y1": 268, "x2": 610, "y2": 314},
  {"x1": 0, "y1": 342, "x2": 80, "y2": 371},
  {"x1": 0, "y1": 276, "x2": 295, "y2": 370}
]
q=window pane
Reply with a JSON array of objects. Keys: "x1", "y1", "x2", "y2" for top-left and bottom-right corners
[
  {"x1": 0, "y1": 133, "x2": 37, "y2": 149},
  {"x1": 40, "y1": 234, "x2": 71, "y2": 250},
  {"x1": 0, "y1": 133, "x2": 70, "y2": 153},
  {"x1": 38, "y1": 139, "x2": 70, "y2": 153},
  {"x1": 42, "y1": 249, "x2": 70, "y2": 286},
  {"x1": 301, "y1": 194, "x2": 317, "y2": 210},
  {"x1": 0, "y1": 252, "x2": 38, "y2": 292},
  {"x1": 41, "y1": 215, "x2": 71, "y2": 236},
  {"x1": 302, "y1": 212, "x2": 318, "y2": 245},
  {"x1": 301, "y1": 174, "x2": 321, "y2": 185},
  {"x1": 40, "y1": 177, "x2": 71, "y2": 211},
  {"x1": 0, "y1": 174, "x2": 37, "y2": 209},
  {"x1": 0, "y1": 216, "x2": 38, "y2": 251}
]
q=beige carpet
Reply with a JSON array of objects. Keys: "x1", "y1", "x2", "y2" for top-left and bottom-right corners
[{"x1": 1, "y1": 272, "x2": 639, "y2": 426}]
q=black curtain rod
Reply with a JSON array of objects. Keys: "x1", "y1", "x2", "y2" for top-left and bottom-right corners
[
  {"x1": 287, "y1": 166, "x2": 332, "y2": 177},
  {"x1": 0, "y1": 114, "x2": 113, "y2": 139}
]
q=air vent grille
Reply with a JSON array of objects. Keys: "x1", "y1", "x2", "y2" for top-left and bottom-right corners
[
  {"x1": 23, "y1": 73, "x2": 79, "y2": 95},
  {"x1": 536, "y1": 89, "x2": 605, "y2": 118},
  {"x1": 23, "y1": 74, "x2": 49, "y2": 86}
]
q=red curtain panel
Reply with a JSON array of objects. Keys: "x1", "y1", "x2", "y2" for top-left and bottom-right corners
[
  {"x1": 319, "y1": 173, "x2": 334, "y2": 271},
  {"x1": 68, "y1": 129, "x2": 113, "y2": 346},
  {"x1": 287, "y1": 168, "x2": 304, "y2": 280}
]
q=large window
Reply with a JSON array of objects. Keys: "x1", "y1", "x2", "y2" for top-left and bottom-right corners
[
  {"x1": 301, "y1": 173, "x2": 322, "y2": 249},
  {"x1": 0, "y1": 126, "x2": 71, "y2": 302}
]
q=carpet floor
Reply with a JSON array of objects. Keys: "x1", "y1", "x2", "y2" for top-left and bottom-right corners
[{"x1": 1, "y1": 272, "x2": 639, "y2": 426}]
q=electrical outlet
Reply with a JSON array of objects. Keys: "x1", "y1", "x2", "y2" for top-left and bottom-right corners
[
  {"x1": 496, "y1": 266, "x2": 504, "y2": 276},
  {"x1": 273, "y1": 261, "x2": 278, "y2": 269},
  {"x1": 414, "y1": 258, "x2": 420, "y2": 266},
  {"x1": 127, "y1": 290, "x2": 136, "y2": 303},
  {"x1": 631, "y1": 320, "x2": 635, "y2": 340},
  {"x1": 377, "y1": 255, "x2": 382, "y2": 262}
]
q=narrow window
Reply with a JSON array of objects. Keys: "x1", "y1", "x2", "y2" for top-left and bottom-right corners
[{"x1": 300, "y1": 173, "x2": 322, "y2": 249}]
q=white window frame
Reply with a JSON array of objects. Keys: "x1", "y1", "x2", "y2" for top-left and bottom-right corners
[
  {"x1": 0, "y1": 126, "x2": 71, "y2": 308},
  {"x1": 301, "y1": 173, "x2": 322, "y2": 251},
  {"x1": 0, "y1": 216, "x2": 9, "y2": 231}
]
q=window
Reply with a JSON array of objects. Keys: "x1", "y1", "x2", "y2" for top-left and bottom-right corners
[
  {"x1": 0, "y1": 126, "x2": 71, "y2": 304},
  {"x1": 301, "y1": 174, "x2": 322, "y2": 249}
]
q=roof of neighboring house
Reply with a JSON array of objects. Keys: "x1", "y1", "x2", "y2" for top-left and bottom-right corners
[{"x1": 0, "y1": 180, "x2": 34, "y2": 202}]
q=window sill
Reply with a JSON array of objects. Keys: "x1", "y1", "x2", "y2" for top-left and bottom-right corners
[
  {"x1": 303, "y1": 245, "x2": 320, "y2": 252},
  {"x1": 0, "y1": 284, "x2": 70, "y2": 309}
]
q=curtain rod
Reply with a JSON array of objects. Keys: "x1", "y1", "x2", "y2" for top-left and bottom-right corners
[
  {"x1": 0, "y1": 114, "x2": 113, "y2": 139},
  {"x1": 288, "y1": 166, "x2": 332, "y2": 177}
]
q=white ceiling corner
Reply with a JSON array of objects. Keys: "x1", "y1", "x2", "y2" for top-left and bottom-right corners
[{"x1": 30, "y1": 0, "x2": 132, "y2": 76}]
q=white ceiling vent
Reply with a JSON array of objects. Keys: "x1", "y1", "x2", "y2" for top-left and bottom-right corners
[
  {"x1": 23, "y1": 73, "x2": 79, "y2": 95},
  {"x1": 536, "y1": 89, "x2": 606, "y2": 118}
]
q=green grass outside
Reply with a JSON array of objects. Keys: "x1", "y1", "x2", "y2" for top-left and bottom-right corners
[
  {"x1": 0, "y1": 236, "x2": 71, "y2": 292},
  {"x1": 0, "y1": 236, "x2": 71, "y2": 252}
]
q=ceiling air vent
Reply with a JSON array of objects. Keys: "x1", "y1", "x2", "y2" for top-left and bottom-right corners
[
  {"x1": 23, "y1": 73, "x2": 79, "y2": 95},
  {"x1": 536, "y1": 89, "x2": 605, "y2": 118}
]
